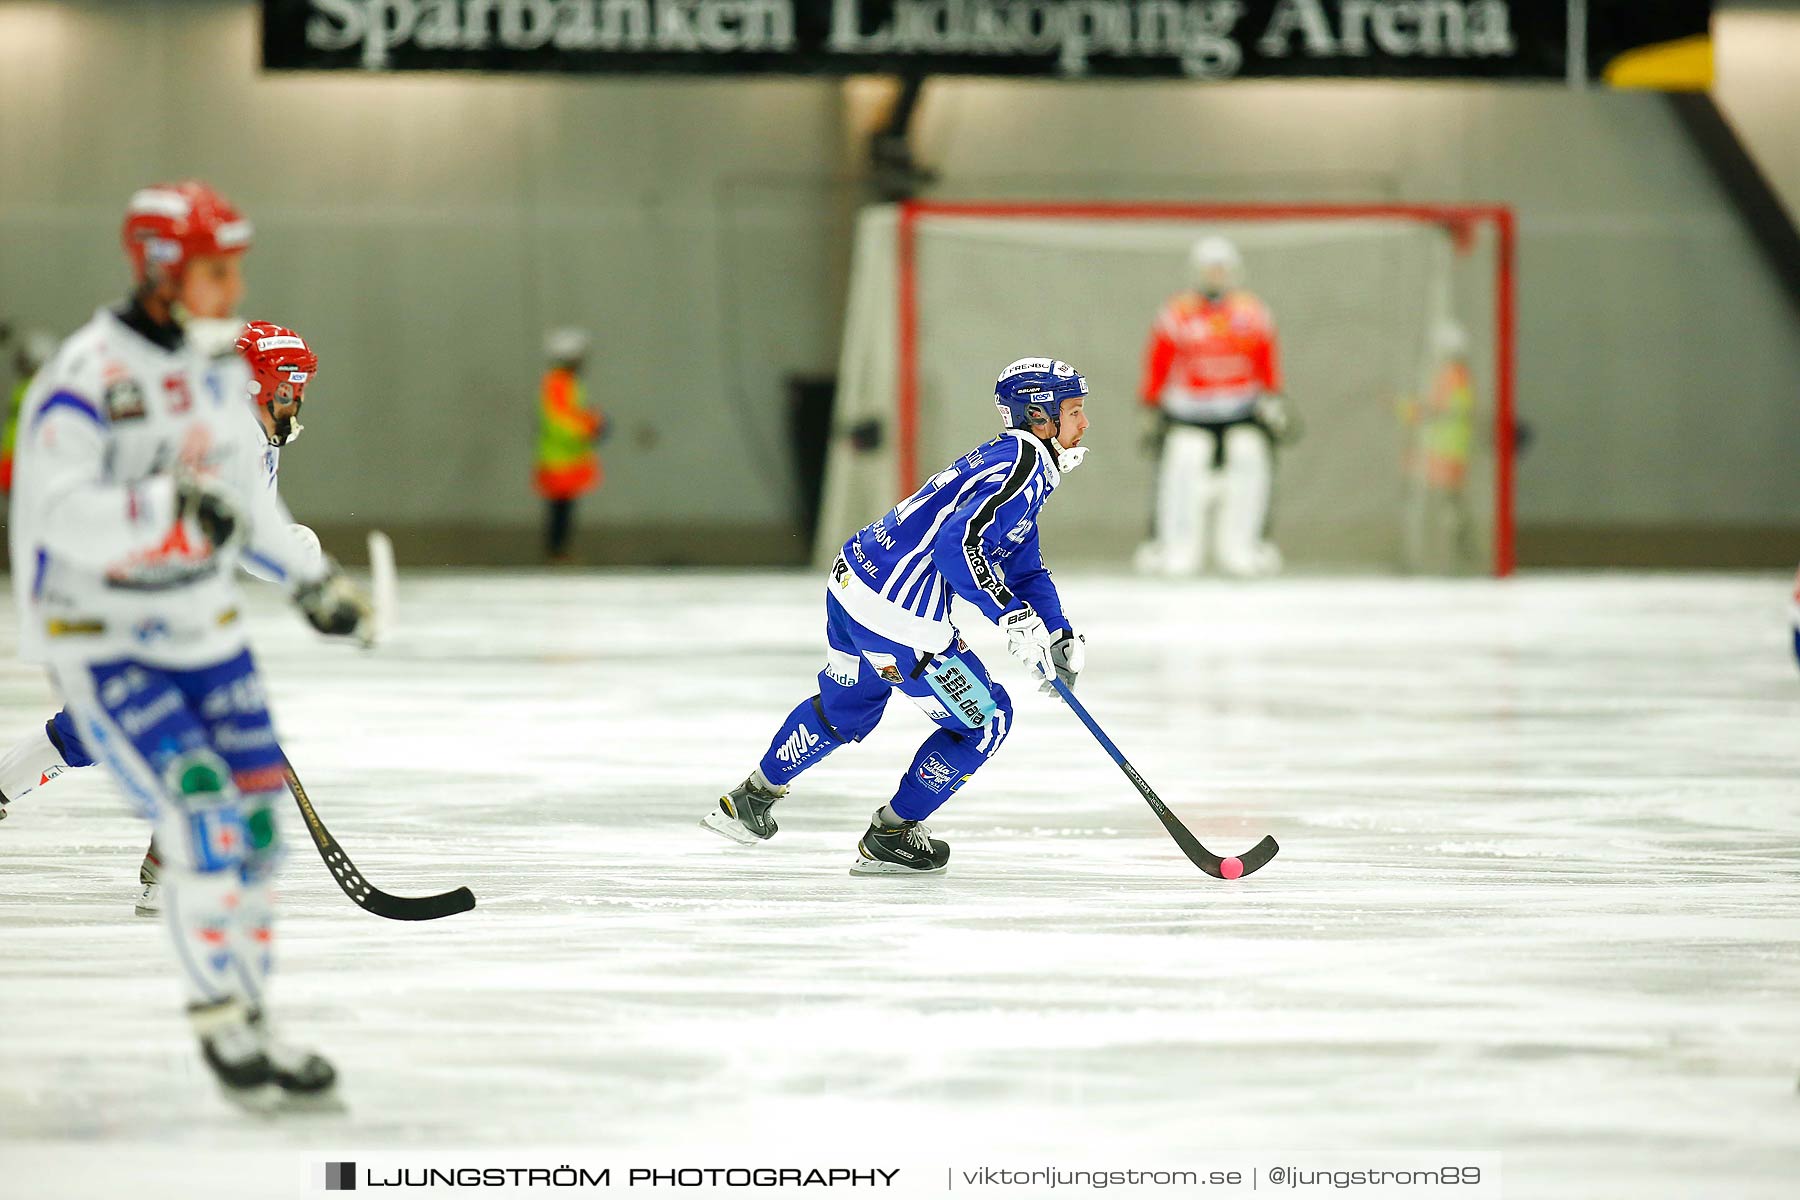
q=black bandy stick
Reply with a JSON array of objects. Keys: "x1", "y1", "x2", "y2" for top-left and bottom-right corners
[
  {"x1": 1046, "y1": 676, "x2": 1278, "y2": 879},
  {"x1": 285, "y1": 757, "x2": 476, "y2": 921}
]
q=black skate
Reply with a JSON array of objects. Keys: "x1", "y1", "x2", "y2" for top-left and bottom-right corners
[
  {"x1": 703, "y1": 772, "x2": 786, "y2": 844},
  {"x1": 850, "y1": 810, "x2": 950, "y2": 876},
  {"x1": 251, "y1": 1009, "x2": 343, "y2": 1111},
  {"x1": 191, "y1": 1000, "x2": 280, "y2": 1114}
]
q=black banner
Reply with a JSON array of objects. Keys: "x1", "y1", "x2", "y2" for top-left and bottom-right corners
[{"x1": 262, "y1": 1, "x2": 1712, "y2": 84}]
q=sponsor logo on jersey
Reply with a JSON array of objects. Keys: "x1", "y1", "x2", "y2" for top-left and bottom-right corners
[
  {"x1": 44, "y1": 618, "x2": 106, "y2": 638},
  {"x1": 905, "y1": 691, "x2": 951, "y2": 721},
  {"x1": 868, "y1": 519, "x2": 896, "y2": 551},
  {"x1": 103, "y1": 375, "x2": 147, "y2": 421},
  {"x1": 824, "y1": 648, "x2": 861, "y2": 688},
  {"x1": 99, "y1": 666, "x2": 151, "y2": 709},
  {"x1": 863, "y1": 651, "x2": 903, "y2": 685},
  {"x1": 213, "y1": 722, "x2": 279, "y2": 752},
  {"x1": 200, "y1": 674, "x2": 268, "y2": 719},
  {"x1": 928, "y1": 659, "x2": 991, "y2": 727},
  {"x1": 772, "y1": 722, "x2": 822, "y2": 766},
  {"x1": 116, "y1": 688, "x2": 184, "y2": 737},
  {"x1": 915, "y1": 753, "x2": 958, "y2": 794}
]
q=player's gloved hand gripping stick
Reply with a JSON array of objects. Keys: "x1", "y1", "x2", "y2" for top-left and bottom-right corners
[{"x1": 1040, "y1": 670, "x2": 1279, "y2": 880}]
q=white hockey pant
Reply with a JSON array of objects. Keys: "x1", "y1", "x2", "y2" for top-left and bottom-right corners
[{"x1": 1150, "y1": 424, "x2": 1279, "y2": 576}]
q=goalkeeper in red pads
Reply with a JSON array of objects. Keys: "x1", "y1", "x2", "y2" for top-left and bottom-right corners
[{"x1": 706, "y1": 359, "x2": 1090, "y2": 874}]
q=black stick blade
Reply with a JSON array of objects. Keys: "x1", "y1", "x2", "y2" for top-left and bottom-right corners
[
  {"x1": 287, "y1": 759, "x2": 478, "y2": 922},
  {"x1": 1211, "y1": 835, "x2": 1280, "y2": 880},
  {"x1": 1147, "y1": 791, "x2": 1279, "y2": 879},
  {"x1": 360, "y1": 886, "x2": 477, "y2": 922}
]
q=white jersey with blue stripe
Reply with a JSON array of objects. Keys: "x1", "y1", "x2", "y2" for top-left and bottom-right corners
[
  {"x1": 8, "y1": 307, "x2": 327, "y2": 666},
  {"x1": 831, "y1": 429, "x2": 1070, "y2": 650}
]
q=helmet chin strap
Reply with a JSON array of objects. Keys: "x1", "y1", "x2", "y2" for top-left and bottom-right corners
[
  {"x1": 270, "y1": 403, "x2": 304, "y2": 447},
  {"x1": 1041, "y1": 417, "x2": 1087, "y2": 473}
]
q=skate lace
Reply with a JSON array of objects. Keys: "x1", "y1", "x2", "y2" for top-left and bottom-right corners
[{"x1": 901, "y1": 822, "x2": 932, "y2": 851}]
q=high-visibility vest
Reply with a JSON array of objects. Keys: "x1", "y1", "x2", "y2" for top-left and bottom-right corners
[
  {"x1": 2, "y1": 378, "x2": 29, "y2": 494},
  {"x1": 534, "y1": 367, "x2": 602, "y2": 500}
]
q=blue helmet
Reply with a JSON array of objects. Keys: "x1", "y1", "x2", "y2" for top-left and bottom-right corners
[{"x1": 994, "y1": 357, "x2": 1088, "y2": 432}]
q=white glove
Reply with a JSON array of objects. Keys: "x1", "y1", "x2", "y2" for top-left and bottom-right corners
[
  {"x1": 999, "y1": 606, "x2": 1055, "y2": 684},
  {"x1": 1254, "y1": 393, "x2": 1293, "y2": 442},
  {"x1": 1048, "y1": 629, "x2": 1085, "y2": 693}
]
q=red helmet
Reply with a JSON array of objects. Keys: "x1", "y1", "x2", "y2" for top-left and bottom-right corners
[
  {"x1": 235, "y1": 321, "x2": 317, "y2": 402},
  {"x1": 121, "y1": 181, "x2": 253, "y2": 286}
]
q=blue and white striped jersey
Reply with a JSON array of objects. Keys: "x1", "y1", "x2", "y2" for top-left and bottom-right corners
[{"x1": 832, "y1": 430, "x2": 1069, "y2": 650}]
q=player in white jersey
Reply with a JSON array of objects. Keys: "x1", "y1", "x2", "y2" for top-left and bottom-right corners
[
  {"x1": 0, "y1": 321, "x2": 325, "y2": 919},
  {"x1": 7, "y1": 181, "x2": 370, "y2": 1108}
]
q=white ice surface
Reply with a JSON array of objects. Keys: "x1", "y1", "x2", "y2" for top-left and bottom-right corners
[{"x1": 1, "y1": 570, "x2": 1797, "y2": 1198}]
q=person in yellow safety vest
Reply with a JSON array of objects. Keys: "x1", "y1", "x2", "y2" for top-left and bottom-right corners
[
  {"x1": 3, "y1": 330, "x2": 58, "y2": 495},
  {"x1": 535, "y1": 327, "x2": 607, "y2": 563},
  {"x1": 1399, "y1": 318, "x2": 1478, "y2": 572}
]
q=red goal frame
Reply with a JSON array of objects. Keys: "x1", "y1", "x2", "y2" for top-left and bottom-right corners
[{"x1": 895, "y1": 200, "x2": 1518, "y2": 577}]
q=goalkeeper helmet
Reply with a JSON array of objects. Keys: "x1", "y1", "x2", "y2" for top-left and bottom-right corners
[
  {"x1": 1190, "y1": 236, "x2": 1242, "y2": 297},
  {"x1": 994, "y1": 357, "x2": 1087, "y2": 433}
]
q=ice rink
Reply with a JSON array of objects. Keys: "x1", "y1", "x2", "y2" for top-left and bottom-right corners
[{"x1": 2, "y1": 569, "x2": 1797, "y2": 1199}]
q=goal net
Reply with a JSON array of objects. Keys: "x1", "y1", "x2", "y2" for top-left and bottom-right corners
[{"x1": 817, "y1": 202, "x2": 1515, "y2": 576}]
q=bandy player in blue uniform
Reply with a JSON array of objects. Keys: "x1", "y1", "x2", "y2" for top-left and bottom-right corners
[{"x1": 705, "y1": 358, "x2": 1091, "y2": 873}]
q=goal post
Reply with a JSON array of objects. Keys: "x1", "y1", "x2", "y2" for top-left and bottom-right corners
[{"x1": 817, "y1": 200, "x2": 1517, "y2": 577}]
